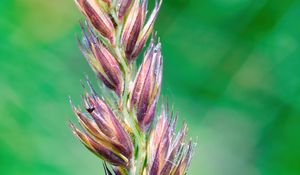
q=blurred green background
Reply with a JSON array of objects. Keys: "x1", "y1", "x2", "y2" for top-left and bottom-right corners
[{"x1": 1, "y1": 0, "x2": 300, "y2": 174}]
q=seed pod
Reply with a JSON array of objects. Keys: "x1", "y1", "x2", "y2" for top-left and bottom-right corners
[
  {"x1": 75, "y1": 0, "x2": 115, "y2": 44},
  {"x1": 78, "y1": 23, "x2": 123, "y2": 96}
]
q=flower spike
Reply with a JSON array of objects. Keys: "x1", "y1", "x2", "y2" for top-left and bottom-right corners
[{"x1": 70, "y1": 0, "x2": 194, "y2": 174}]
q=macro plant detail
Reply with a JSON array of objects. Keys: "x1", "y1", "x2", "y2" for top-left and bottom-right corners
[{"x1": 69, "y1": 0, "x2": 193, "y2": 174}]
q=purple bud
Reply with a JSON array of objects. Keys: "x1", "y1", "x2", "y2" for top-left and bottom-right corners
[
  {"x1": 69, "y1": 122, "x2": 128, "y2": 166},
  {"x1": 86, "y1": 94, "x2": 133, "y2": 158},
  {"x1": 121, "y1": 0, "x2": 143, "y2": 62},
  {"x1": 132, "y1": 0, "x2": 162, "y2": 58},
  {"x1": 160, "y1": 124, "x2": 188, "y2": 174},
  {"x1": 75, "y1": 0, "x2": 115, "y2": 44},
  {"x1": 129, "y1": 39, "x2": 163, "y2": 131},
  {"x1": 148, "y1": 106, "x2": 193, "y2": 174},
  {"x1": 79, "y1": 24, "x2": 123, "y2": 96}
]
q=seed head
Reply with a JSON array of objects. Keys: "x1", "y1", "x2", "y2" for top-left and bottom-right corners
[{"x1": 70, "y1": 0, "x2": 194, "y2": 174}]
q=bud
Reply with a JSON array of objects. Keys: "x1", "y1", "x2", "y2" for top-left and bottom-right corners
[
  {"x1": 121, "y1": 0, "x2": 162, "y2": 62},
  {"x1": 148, "y1": 106, "x2": 193, "y2": 175},
  {"x1": 129, "y1": 38, "x2": 163, "y2": 131},
  {"x1": 78, "y1": 23, "x2": 123, "y2": 96},
  {"x1": 70, "y1": 122, "x2": 128, "y2": 166},
  {"x1": 132, "y1": 0, "x2": 162, "y2": 58},
  {"x1": 75, "y1": 0, "x2": 115, "y2": 44},
  {"x1": 85, "y1": 92, "x2": 133, "y2": 157},
  {"x1": 121, "y1": 0, "x2": 144, "y2": 62},
  {"x1": 70, "y1": 90, "x2": 133, "y2": 166},
  {"x1": 117, "y1": 0, "x2": 132, "y2": 20}
]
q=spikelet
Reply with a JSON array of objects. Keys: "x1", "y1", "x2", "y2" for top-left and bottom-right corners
[{"x1": 70, "y1": 0, "x2": 194, "y2": 174}]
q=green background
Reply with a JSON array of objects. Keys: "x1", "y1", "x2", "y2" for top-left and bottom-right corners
[{"x1": 1, "y1": 0, "x2": 300, "y2": 174}]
